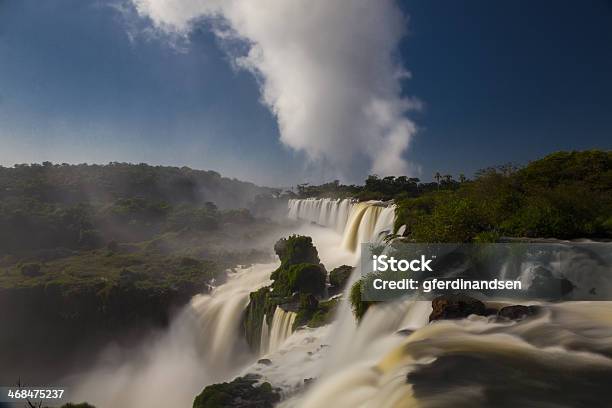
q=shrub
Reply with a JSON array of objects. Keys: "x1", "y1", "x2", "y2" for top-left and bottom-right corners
[
  {"x1": 329, "y1": 265, "x2": 353, "y2": 290},
  {"x1": 349, "y1": 279, "x2": 374, "y2": 321},
  {"x1": 20, "y1": 263, "x2": 42, "y2": 277},
  {"x1": 273, "y1": 235, "x2": 320, "y2": 268},
  {"x1": 285, "y1": 263, "x2": 326, "y2": 296}
]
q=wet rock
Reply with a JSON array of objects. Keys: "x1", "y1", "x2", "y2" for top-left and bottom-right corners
[
  {"x1": 485, "y1": 307, "x2": 499, "y2": 316},
  {"x1": 273, "y1": 236, "x2": 320, "y2": 268},
  {"x1": 303, "y1": 378, "x2": 315, "y2": 386},
  {"x1": 329, "y1": 265, "x2": 354, "y2": 295},
  {"x1": 429, "y1": 294, "x2": 487, "y2": 322},
  {"x1": 257, "y1": 358, "x2": 272, "y2": 366},
  {"x1": 396, "y1": 329, "x2": 414, "y2": 336},
  {"x1": 498, "y1": 305, "x2": 540, "y2": 320},
  {"x1": 528, "y1": 266, "x2": 575, "y2": 299}
]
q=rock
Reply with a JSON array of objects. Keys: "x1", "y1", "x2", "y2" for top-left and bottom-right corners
[
  {"x1": 273, "y1": 235, "x2": 320, "y2": 268},
  {"x1": 528, "y1": 266, "x2": 575, "y2": 299},
  {"x1": 293, "y1": 297, "x2": 339, "y2": 329},
  {"x1": 329, "y1": 265, "x2": 354, "y2": 294},
  {"x1": 498, "y1": 305, "x2": 540, "y2": 320},
  {"x1": 303, "y1": 378, "x2": 315, "y2": 386},
  {"x1": 285, "y1": 263, "x2": 326, "y2": 297},
  {"x1": 396, "y1": 329, "x2": 414, "y2": 336},
  {"x1": 485, "y1": 307, "x2": 499, "y2": 316},
  {"x1": 193, "y1": 375, "x2": 280, "y2": 408},
  {"x1": 429, "y1": 294, "x2": 487, "y2": 322},
  {"x1": 257, "y1": 358, "x2": 272, "y2": 366}
]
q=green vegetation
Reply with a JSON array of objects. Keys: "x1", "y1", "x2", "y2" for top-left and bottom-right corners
[
  {"x1": 349, "y1": 279, "x2": 374, "y2": 320},
  {"x1": 329, "y1": 151, "x2": 612, "y2": 319},
  {"x1": 296, "y1": 175, "x2": 443, "y2": 201},
  {"x1": 395, "y1": 151, "x2": 612, "y2": 242},
  {"x1": 243, "y1": 235, "x2": 339, "y2": 350},
  {"x1": 0, "y1": 162, "x2": 273, "y2": 254},
  {"x1": 329, "y1": 265, "x2": 353, "y2": 294},
  {"x1": 272, "y1": 235, "x2": 320, "y2": 269},
  {"x1": 293, "y1": 296, "x2": 339, "y2": 330},
  {"x1": 0, "y1": 162, "x2": 279, "y2": 384},
  {"x1": 284, "y1": 263, "x2": 326, "y2": 297},
  {"x1": 298, "y1": 150, "x2": 611, "y2": 243},
  {"x1": 193, "y1": 375, "x2": 280, "y2": 408}
]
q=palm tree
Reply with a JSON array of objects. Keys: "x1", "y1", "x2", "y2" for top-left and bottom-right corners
[{"x1": 434, "y1": 172, "x2": 441, "y2": 189}]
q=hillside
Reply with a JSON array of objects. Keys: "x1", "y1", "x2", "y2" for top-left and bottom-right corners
[{"x1": 0, "y1": 162, "x2": 283, "y2": 384}]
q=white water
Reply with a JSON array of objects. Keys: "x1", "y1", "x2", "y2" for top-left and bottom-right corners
[
  {"x1": 72, "y1": 198, "x2": 612, "y2": 408},
  {"x1": 70, "y1": 262, "x2": 275, "y2": 408},
  {"x1": 285, "y1": 199, "x2": 612, "y2": 408},
  {"x1": 70, "y1": 217, "x2": 354, "y2": 408},
  {"x1": 288, "y1": 198, "x2": 396, "y2": 252},
  {"x1": 263, "y1": 307, "x2": 298, "y2": 355}
]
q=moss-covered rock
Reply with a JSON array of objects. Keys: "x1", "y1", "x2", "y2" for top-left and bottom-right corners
[
  {"x1": 242, "y1": 286, "x2": 272, "y2": 352},
  {"x1": 243, "y1": 235, "x2": 328, "y2": 350},
  {"x1": 329, "y1": 265, "x2": 353, "y2": 294},
  {"x1": 285, "y1": 263, "x2": 326, "y2": 296},
  {"x1": 349, "y1": 279, "x2": 374, "y2": 321},
  {"x1": 273, "y1": 235, "x2": 320, "y2": 269},
  {"x1": 293, "y1": 297, "x2": 339, "y2": 330},
  {"x1": 193, "y1": 375, "x2": 280, "y2": 408}
]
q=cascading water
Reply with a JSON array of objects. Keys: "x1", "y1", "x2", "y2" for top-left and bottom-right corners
[
  {"x1": 74, "y1": 197, "x2": 612, "y2": 408},
  {"x1": 262, "y1": 307, "x2": 298, "y2": 354},
  {"x1": 297, "y1": 300, "x2": 612, "y2": 408},
  {"x1": 70, "y1": 262, "x2": 276, "y2": 408},
  {"x1": 284, "y1": 198, "x2": 612, "y2": 408},
  {"x1": 288, "y1": 198, "x2": 396, "y2": 253}
]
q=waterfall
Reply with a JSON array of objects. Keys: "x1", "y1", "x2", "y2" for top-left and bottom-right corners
[
  {"x1": 72, "y1": 199, "x2": 612, "y2": 408},
  {"x1": 297, "y1": 301, "x2": 612, "y2": 408},
  {"x1": 288, "y1": 198, "x2": 396, "y2": 253},
  {"x1": 71, "y1": 263, "x2": 276, "y2": 408},
  {"x1": 265, "y1": 306, "x2": 298, "y2": 354},
  {"x1": 260, "y1": 315, "x2": 270, "y2": 355}
]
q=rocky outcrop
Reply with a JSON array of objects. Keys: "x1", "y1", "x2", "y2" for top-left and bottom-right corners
[
  {"x1": 527, "y1": 266, "x2": 574, "y2": 299},
  {"x1": 293, "y1": 295, "x2": 339, "y2": 330},
  {"x1": 329, "y1": 265, "x2": 353, "y2": 295},
  {"x1": 243, "y1": 236, "x2": 335, "y2": 351},
  {"x1": 273, "y1": 235, "x2": 320, "y2": 268},
  {"x1": 497, "y1": 305, "x2": 540, "y2": 320},
  {"x1": 429, "y1": 294, "x2": 542, "y2": 322},
  {"x1": 429, "y1": 294, "x2": 487, "y2": 322},
  {"x1": 192, "y1": 374, "x2": 280, "y2": 408}
]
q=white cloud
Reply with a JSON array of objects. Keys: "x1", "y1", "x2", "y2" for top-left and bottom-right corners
[{"x1": 129, "y1": 0, "x2": 420, "y2": 182}]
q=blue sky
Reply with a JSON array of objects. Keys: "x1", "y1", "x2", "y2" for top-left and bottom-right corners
[{"x1": 0, "y1": 0, "x2": 610, "y2": 186}]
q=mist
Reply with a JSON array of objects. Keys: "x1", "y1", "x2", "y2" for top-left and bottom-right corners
[{"x1": 129, "y1": 0, "x2": 420, "y2": 183}]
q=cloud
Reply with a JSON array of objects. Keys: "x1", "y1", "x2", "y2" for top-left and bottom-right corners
[{"x1": 128, "y1": 0, "x2": 420, "y2": 182}]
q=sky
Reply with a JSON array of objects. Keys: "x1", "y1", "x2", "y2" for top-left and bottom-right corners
[{"x1": 0, "y1": 0, "x2": 610, "y2": 186}]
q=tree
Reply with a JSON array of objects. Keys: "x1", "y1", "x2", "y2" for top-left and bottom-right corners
[{"x1": 434, "y1": 172, "x2": 441, "y2": 189}]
